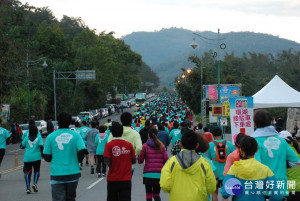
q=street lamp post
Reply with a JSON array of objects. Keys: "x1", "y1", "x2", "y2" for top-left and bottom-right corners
[
  {"x1": 191, "y1": 29, "x2": 226, "y2": 126},
  {"x1": 24, "y1": 53, "x2": 47, "y2": 120}
]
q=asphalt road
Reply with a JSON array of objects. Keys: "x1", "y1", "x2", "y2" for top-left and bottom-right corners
[
  {"x1": 0, "y1": 104, "x2": 227, "y2": 201},
  {"x1": 0, "y1": 106, "x2": 170, "y2": 201}
]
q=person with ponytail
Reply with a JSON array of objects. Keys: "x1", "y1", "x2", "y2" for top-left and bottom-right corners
[
  {"x1": 138, "y1": 128, "x2": 169, "y2": 201},
  {"x1": 278, "y1": 131, "x2": 300, "y2": 201},
  {"x1": 20, "y1": 124, "x2": 43, "y2": 194}
]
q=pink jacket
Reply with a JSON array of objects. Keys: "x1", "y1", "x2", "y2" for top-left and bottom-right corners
[
  {"x1": 223, "y1": 149, "x2": 241, "y2": 176},
  {"x1": 138, "y1": 139, "x2": 169, "y2": 173}
]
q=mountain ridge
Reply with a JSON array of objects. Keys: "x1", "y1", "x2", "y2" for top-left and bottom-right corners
[{"x1": 122, "y1": 28, "x2": 300, "y2": 83}]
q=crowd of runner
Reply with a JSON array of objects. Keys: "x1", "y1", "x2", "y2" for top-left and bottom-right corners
[{"x1": 0, "y1": 93, "x2": 299, "y2": 201}]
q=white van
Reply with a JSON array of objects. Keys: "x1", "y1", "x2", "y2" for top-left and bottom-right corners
[{"x1": 35, "y1": 120, "x2": 47, "y2": 136}]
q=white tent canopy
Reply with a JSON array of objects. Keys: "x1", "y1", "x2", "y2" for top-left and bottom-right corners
[{"x1": 252, "y1": 75, "x2": 300, "y2": 108}]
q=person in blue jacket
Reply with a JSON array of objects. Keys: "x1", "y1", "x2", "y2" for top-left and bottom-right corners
[
  {"x1": 221, "y1": 136, "x2": 283, "y2": 201},
  {"x1": 20, "y1": 125, "x2": 43, "y2": 194},
  {"x1": 157, "y1": 123, "x2": 170, "y2": 150},
  {"x1": 251, "y1": 110, "x2": 300, "y2": 197}
]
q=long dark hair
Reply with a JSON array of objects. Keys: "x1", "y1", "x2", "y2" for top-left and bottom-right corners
[
  {"x1": 287, "y1": 136, "x2": 300, "y2": 154},
  {"x1": 148, "y1": 128, "x2": 162, "y2": 150}
]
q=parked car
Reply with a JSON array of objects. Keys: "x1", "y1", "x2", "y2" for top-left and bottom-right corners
[
  {"x1": 88, "y1": 110, "x2": 100, "y2": 121},
  {"x1": 129, "y1": 99, "x2": 136, "y2": 107},
  {"x1": 100, "y1": 108, "x2": 109, "y2": 117},
  {"x1": 19, "y1": 124, "x2": 29, "y2": 134},
  {"x1": 35, "y1": 120, "x2": 47, "y2": 136},
  {"x1": 120, "y1": 101, "x2": 128, "y2": 108},
  {"x1": 72, "y1": 116, "x2": 81, "y2": 123},
  {"x1": 52, "y1": 121, "x2": 58, "y2": 131},
  {"x1": 78, "y1": 112, "x2": 93, "y2": 123},
  {"x1": 105, "y1": 104, "x2": 116, "y2": 114}
]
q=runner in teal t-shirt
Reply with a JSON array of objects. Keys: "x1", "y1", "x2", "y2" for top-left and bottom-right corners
[
  {"x1": 0, "y1": 120, "x2": 10, "y2": 177},
  {"x1": 77, "y1": 122, "x2": 90, "y2": 166},
  {"x1": 43, "y1": 112, "x2": 87, "y2": 201},
  {"x1": 44, "y1": 128, "x2": 86, "y2": 176},
  {"x1": 22, "y1": 135, "x2": 43, "y2": 162},
  {"x1": 20, "y1": 125, "x2": 43, "y2": 194},
  {"x1": 22, "y1": 130, "x2": 42, "y2": 141},
  {"x1": 95, "y1": 125, "x2": 109, "y2": 177},
  {"x1": 206, "y1": 127, "x2": 235, "y2": 201},
  {"x1": 169, "y1": 121, "x2": 182, "y2": 146},
  {"x1": 0, "y1": 126, "x2": 10, "y2": 149}
]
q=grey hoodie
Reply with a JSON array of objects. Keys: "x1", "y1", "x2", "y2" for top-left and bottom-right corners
[
  {"x1": 84, "y1": 128, "x2": 98, "y2": 152},
  {"x1": 176, "y1": 150, "x2": 201, "y2": 169}
]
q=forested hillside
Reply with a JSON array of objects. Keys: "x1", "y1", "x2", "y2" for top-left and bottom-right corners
[
  {"x1": 123, "y1": 28, "x2": 300, "y2": 83},
  {"x1": 0, "y1": 0, "x2": 159, "y2": 122}
]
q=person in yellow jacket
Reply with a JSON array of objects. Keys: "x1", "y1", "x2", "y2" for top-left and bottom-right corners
[
  {"x1": 221, "y1": 136, "x2": 282, "y2": 201},
  {"x1": 160, "y1": 130, "x2": 216, "y2": 201}
]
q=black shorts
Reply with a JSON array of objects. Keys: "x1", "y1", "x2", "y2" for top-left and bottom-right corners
[
  {"x1": 0, "y1": 149, "x2": 5, "y2": 163},
  {"x1": 216, "y1": 179, "x2": 223, "y2": 188}
]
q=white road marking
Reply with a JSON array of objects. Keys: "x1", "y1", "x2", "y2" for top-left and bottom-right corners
[{"x1": 87, "y1": 177, "x2": 104, "y2": 190}]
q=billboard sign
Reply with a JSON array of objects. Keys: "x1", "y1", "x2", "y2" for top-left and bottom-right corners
[
  {"x1": 206, "y1": 85, "x2": 241, "y2": 103},
  {"x1": 1, "y1": 104, "x2": 10, "y2": 123}
]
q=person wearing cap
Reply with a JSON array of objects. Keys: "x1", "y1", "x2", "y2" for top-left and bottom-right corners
[
  {"x1": 252, "y1": 110, "x2": 300, "y2": 198},
  {"x1": 278, "y1": 130, "x2": 300, "y2": 201}
]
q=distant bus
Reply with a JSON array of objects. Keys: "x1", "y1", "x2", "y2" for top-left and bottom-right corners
[{"x1": 135, "y1": 93, "x2": 146, "y2": 107}]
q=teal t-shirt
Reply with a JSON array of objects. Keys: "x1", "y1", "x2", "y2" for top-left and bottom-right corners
[
  {"x1": 200, "y1": 153, "x2": 217, "y2": 172},
  {"x1": 0, "y1": 127, "x2": 10, "y2": 149},
  {"x1": 74, "y1": 128, "x2": 83, "y2": 142},
  {"x1": 255, "y1": 136, "x2": 300, "y2": 181},
  {"x1": 169, "y1": 129, "x2": 181, "y2": 146},
  {"x1": 207, "y1": 139, "x2": 235, "y2": 180},
  {"x1": 22, "y1": 130, "x2": 41, "y2": 141},
  {"x1": 95, "y1": 133, "x2": 109, "y2": 155},
  {"x1": 22, "y1": 136, "x2": 43, "y2": 162},
  {"x1": 43, "y1": 129, "x2": 86, "y2": 176},
  {"x1": 143, "y1": 172, "x2": 161, "y2": 179},
  {"x1": 77, "y1": 126, "x2": 90, "y2": 145}
]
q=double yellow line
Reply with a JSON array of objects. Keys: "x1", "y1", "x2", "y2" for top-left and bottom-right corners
[{"x1": 0, "y1": 165, "x2": 23, "y2": 175}]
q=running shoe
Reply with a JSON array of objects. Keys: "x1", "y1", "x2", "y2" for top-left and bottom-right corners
[
  {"x1": 102, "y1": 173, "x2": 106, "y2": 177},
  {"x1": 98, "y1": 173, "x2": 101, "y2": 178},
  {"x1": 91, "y1": 167, "x2": 94, "y2": 174},
  {"x1": 32, "y1": 184, "x2": 38, "y2": 192},
  {"x1": 26, "y1": 189, "x2": 31, "y2": 194}
]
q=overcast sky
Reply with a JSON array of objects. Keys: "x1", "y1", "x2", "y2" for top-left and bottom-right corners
[{"x1": 20, "y1": 0, "x2": 300, "y2": 43}]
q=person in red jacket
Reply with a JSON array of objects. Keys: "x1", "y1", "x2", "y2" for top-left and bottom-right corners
[{"x1": 138, "y1": 128, "x2": 169, "y2": 201}]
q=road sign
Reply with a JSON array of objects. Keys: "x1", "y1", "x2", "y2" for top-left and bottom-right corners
[{"x1": 76, "y1": 70, "x2": 96, "y2": 80}]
